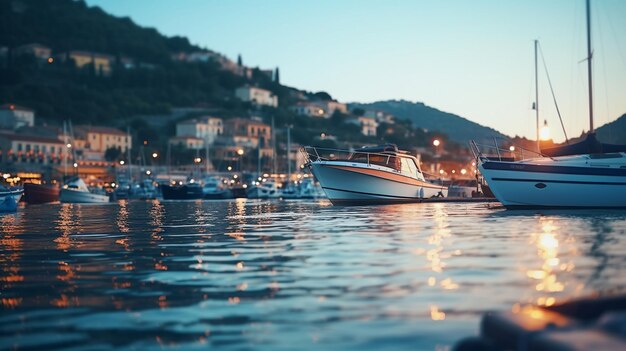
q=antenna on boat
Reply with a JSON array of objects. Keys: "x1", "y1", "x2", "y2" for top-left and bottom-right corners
[{"x1": 586, "y1": 0, "x2": 594, "y2": 133}]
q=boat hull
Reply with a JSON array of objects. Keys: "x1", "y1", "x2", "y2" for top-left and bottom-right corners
[
  {"x1": 161, "y1": 185, "x2": 204, "y2": 200},
  {"x1": 479, "y1": 161, "x2": 626, "y2": 208},
  {"x1": 60, "y1": 189, "x2": 110, "y2": 203},
  {"x1": 0, "y1": 190, "x2": 23, "y2": 212},
  {"x1": 23, "y1": 183, "x2": 60, "y2": 204},
  {"x1": 310, "y1": 162, "x2": 447, "y2": 205}
]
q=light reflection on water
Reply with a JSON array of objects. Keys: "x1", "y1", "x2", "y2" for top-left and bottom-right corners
[{"x1": 1, "y1": 200, "x2": 625, "y2": 350}]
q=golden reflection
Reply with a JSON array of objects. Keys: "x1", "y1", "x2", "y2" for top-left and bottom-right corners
[
  {"x1": 0, "y1": 214, "x2": 25, "y2": 291},
  {"x1": 54, "y1": 204, "x2": 84, "y2": 251},
  {"x1": 116, "y1": 200, "x2": 130, "y2": 234},
  {"x1": 149, "y1": 200, "x2": 164, "y2": 243},
  {"x1": 525, "y1": 218, "x2": 577, "y2": 306},
  {"x1": 430, "y1": 305, "x2": 446, "y2": 321}
]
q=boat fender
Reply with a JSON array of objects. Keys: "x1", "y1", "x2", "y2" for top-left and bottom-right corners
[{"x1": 419, "y1": 187, "x2": 425, "y2": 198}]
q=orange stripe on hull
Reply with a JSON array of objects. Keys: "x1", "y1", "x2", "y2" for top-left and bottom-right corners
[{"x1": 324, "y1": 164, "x2": 442, "y2": 189}]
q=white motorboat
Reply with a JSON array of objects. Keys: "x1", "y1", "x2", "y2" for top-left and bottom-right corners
[
  {"x1": 247, "y1": 180, "x2": 280, "y2": 199},
  {"x1": 202, "y1": 176, "x2": 233, "y2": 199},
  {"x1": 0, "y1": 185, "x2": 23, "y2": 212},
  {"x1": 60, "y1": 177, "x2": 110, "y2": 203},
  {"x1": 473, "y1": 0, "x2": 626, "y2": 209},
  {"x1": 298, "y1": 178, "x2": 326, "y2": 199},
  {"x1": 304, "y1": 144, "x2": 447, "y2": 205}
]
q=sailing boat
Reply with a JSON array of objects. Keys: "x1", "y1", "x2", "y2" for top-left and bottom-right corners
[
  {"x1": 59, "y1": 121, "x2": 110, "y2": 203},
  {"x1": 474, "y1": 0, "x2": 626, "y2": 208}
]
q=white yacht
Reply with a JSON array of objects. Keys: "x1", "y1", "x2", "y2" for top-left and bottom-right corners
[
  {"x1": 475, "y1": 0, "x2": 626, "y2": 209},
  {"x1": 304, "y1": 144, "x2": 447, "y2": 205},
  {"x1": 0, "y1": 185, "x2": 23, "y2": 212},
  {"x1": 246, "y1": 180, "x2": 280, "y2": 199},
  {"x1": 60, "y1": 177, "x2": 110, "y2": 203}
]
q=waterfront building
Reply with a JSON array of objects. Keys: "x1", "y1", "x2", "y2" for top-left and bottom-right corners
[
  {"x1": 235, "y1": 86, "x2": 278, "y2": 107},
  {"x1": 176, "y1": 117, "x2": 223, "y2": 144},
  {"x1": 0, "y1": 132, "x2": 65, "y2": 166},
  {"x1": 73, "y1": 126, "x2": 131, "y2": 160},
  {"x1": 291, "y1": 100, "x2": 348, "y2": 119},
  {"x1": 0, "y1": 104, "x2": 35, "y2": 129}
]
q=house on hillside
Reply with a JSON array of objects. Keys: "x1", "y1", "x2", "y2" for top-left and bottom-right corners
[
  {"x1": 71, "y1": 126, "x2": 131, "y2": 160},
  {"x1": 14, "y1": 43, "x2": 51, "y2": 61},
  {"x1": 168, "y1": 136, "x2": 205, "y2": 150},
  {"x1": 0, "y1": 104, "x2": 35, "y2": 129},
  {"x1": 223, "y1": 118, "x2": 272, "y2": 148},
  {"x1": 364, "y1": 110, "x2": 394, "y2": 124},
  {"x1": 60, "y1": 51, "x2": 114, "y2": 76},
  {"x1": 176, "y1": 116, "x2": 223, "y2": 144},
  {"x1": 289, "y1": 102, "x2": 327, "y2": 118},
  {"x1": 348, "y1": 116, "x2": 379, "y2": 137},
  {"x1": 235, "y1": 86, "x2": 278, "y2": 107}
]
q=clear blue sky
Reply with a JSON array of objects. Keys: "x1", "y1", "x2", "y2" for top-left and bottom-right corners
[{"x1": 86, "y1": 0, "x2": 626, "y2": 142}]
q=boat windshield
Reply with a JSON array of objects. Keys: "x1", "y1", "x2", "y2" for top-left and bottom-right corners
[
  {"x1": 400, "y1": 157, "x2": 421, "y2": 179},
  {"x1": 349, "y1": 152, "x2": 401, "y2": 171}
]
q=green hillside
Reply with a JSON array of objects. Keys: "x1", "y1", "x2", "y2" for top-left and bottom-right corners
[{"x1": 596, "y1": 114, "x2": 626, "y2": 144}]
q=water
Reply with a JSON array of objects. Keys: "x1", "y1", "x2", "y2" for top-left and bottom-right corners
[{"x1": 1, "y1": 200, "x2": 626, "y2": 350}]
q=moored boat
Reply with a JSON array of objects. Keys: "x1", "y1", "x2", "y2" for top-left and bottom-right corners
[
  {"x1": 202, "y1": 176, "x2": 233, "y2": 199},
  {"x1": 304, "y1": 144, "x2": 447, "y2": 205},
  {"x1": 60, "y1": 177, "x2": 110, "y2": 203},
  {"x1": 246, "y1": 180, "x2": 280, "y2": 199},
  {"x1": 0, "y1": 185, "x2": 23, "y2": 212},
  {"x1": 23, "y1": 182, "x2": 60, "y2": 204},
  {"x1": 161, "y1": 183, "x2": 204, "y2": 200}
]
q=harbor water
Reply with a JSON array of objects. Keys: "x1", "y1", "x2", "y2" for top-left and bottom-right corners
[{"x1": 1, "y1": 200, "x2": 626, "y2": 350}]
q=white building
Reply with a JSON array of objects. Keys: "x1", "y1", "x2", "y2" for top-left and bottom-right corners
[
  {"x1": 364, "y1": 110, "x2": 394, "y2": 124},
  {"x1": 0, "y1": 104, "x2": 35, "y2": 129},
  {"x1": 0, "y1": 132, "x2": 65, "y2": 165},
  {"x1": 74, "y1": 126, "x2": 131, "y2": 154},
  {"x1": 235, "y1": 86, "x2": 278, "y2": 107},
  {"x1": 290, "y1": 100, "x2": 348, "y2": 119},
  {"x1": 176, "y1": 116, "x2": 223, "y2": 144},
  {"x1": 349, "y1": 116, "x2": 379, "y2": 137},
  {"x1": 169, "y1": 136, "x2": 205, "y2": 150}
]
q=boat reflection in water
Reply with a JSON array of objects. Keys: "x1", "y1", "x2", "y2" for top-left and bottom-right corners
[{"x1": 304, "y1": 144, "x2": 448, "y2": 205}]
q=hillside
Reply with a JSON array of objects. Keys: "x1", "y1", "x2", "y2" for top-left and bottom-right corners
[
  {"x1": 350, "y1": 100, "x2": 507, "y2": 144},
  {"x1": 595, "y1": 113, "x2": 626, "y2": 144}
]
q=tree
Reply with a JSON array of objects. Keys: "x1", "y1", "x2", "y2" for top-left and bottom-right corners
[
  {"x1": 274, "y1": 67, "x2": 280, "y2": 83},
  {"x1": 313, "y1": 91, "x2": 332, "y2": 101},
  {"x1": 352, "y1": 108, "x2": 365, "y2": 116},
  {"x1": 237, "y1": 54, "x2": 242, "y2": 66}
]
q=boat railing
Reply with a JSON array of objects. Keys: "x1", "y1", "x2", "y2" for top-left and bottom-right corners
[
  {"x1": 470, "y1": 138, "x2": 551, "y2": 162},
  {"x1": 302, "y1": 146, "x2": 416, "y2": 169}
]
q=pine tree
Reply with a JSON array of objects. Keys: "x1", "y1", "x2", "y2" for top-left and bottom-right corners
[
  {"x1": 237, "y1": 54, "x2": 242, "y2": 66},
  {"x1": 274, "y1": 67, "x2": 280, "y2": 83}
]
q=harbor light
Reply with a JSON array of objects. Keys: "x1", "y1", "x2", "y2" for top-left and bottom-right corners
[
  {"x1": 66, "y1": 143, "x2": 72, "y2": 148},
  {"x1": 146, "y1": 170, "x2": 151, "y2": 175},
  {"x1": 509, "y1": 146, "x2": 516, "y2": 152},
  {"x1": 73, "y1": 162, "x2": 78, "y2": 168},
  {"x1": 47, "y1": 57, "x2": 54, "y2": 64},
  {"x1": 461, "y1": 169, "x2": 467, "y2": 175},
  {"x1": 439, "y1": 169, "x2": 444, "y2": 175},
  {"x1": 227, "y1": 166, "x2": 232, "y2": 171},
  {"x1": 194, "y1": 157, "x2": 202, "y2": 163},
  {"x1": 237, "y1": 149, "x2": 244, "y2": 156},
  {"x1": 233, "y1": 174, "x2": 238, "y2": 179},
  {"x1": 111, "y1": 182, "x2": 116, "y2": 187},
  {"x1": 152, "y1": 152, "x2": 158, "y2": 158},
  {"x1": 242, "y1": 184, "x2": 248, "y2": 189},
  {"x1": 540, "y1": 120, "x2": 550, "y2": 140},
  {"x1": 119, "y1": 160, "x2": 125, "y2": 165},
  {"x1": 2, "y1": 173, "x2": 10, "y2": 179},
  {"x1": 433, "y1": 139, "x2": 440, "y2": 147}
]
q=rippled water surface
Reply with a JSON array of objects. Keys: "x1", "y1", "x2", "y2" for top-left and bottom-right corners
[{"x1": 1, "y1": 199, "x2": 626, "y2": 350}]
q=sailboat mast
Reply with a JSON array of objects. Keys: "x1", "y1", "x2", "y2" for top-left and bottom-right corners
[
  {"x1": 127, "y1": 126, "x2": 132, "y2": 181},
  {"x1": 287, "y1": 125, "x2": 291, "y2": 181},
  {"x1": 586, "y1": 0, "x2": 594, "y2": 133},
  {"x1": 534, "y1": 39, "x2": 540, "y2": 151}
]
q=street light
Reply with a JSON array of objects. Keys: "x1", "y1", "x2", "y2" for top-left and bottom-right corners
[
  {"x1": 433, "y1": 139, "x2": 440, "y2": 147},
  {"x1": 152, "y1": 152, "x2": 158, "y2": 158},
  {"x1": 509, "y1": 146, "x2": 516, "y2": 152},
  {"x1": 119, "y1": 160, "x2": 125, "y2": 165},
  {"x1": 237, "y1": 149, "x2": 244, "y2": 156}
]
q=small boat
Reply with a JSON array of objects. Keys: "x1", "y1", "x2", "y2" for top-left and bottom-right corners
[
  {"x1": 23, "y1": 182, "x2": 60, "y2": 204},
  {"x1": 60, "y1": 177, "x2": 110, "y2": 203},
  {"x1": 0, "y1": 185, "x2": 23, "y2": 212},
  {"x1": 298, "y1": 178, "x2": 326, "y2": 199},
  {"x1": 246, "y1": 180, "x2": 280, "y2": 199},
  {"x1": 161, "y1": 183, "x2": 204, "y2": 200},
  {"x1": 304, "y1": 144, "x2": 448, "y2": 205},
  {"x1": 202, "y1": 177, "x2": 233, "y2": 199}
]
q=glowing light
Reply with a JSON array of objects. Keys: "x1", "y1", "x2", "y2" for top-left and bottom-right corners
[
  {"x1": 227, "y1": 166, "x2": 232, "y2": 171},
  {"x1": 47, "y1": 57, "x2": 54, "y2": 64},
  {"x1": 194, "y1": 157, "x2": 202, "y2": 163},
  {"x1": 540, "y1": 120, "x2": 550, "y2": 140},
  {"x1": 433, "y1": 139, "x2": 440, "y2": 147},
  {"x1": 509, "y1": 146, "x2": 516, "y2": 152},
  {"x1": 66, "y1": 143, "x2": 72, "y2": 148},
  {"x1": 73, "y1": 162, "x2": 78, "y2": 168},
  {"x1": 439, "y1": 169, "x2": 444, "y2": 174},
  {"x1": 237, "y1": 149, "x2": 244, "y2": 156},
  {"x1": 430, "y1": 305, "x2": 446, "y2": 321},
  {"x1": 460, "y1": 169, "x2": 467, "y2": 175},
  {"x1": 233, "y1": 174, "x2": 238, "y2": 179},
  {"x1": 152, "y1": 152, "x2": 158, "y2": 158},
  {"x1": 119, "y1": 160, "x2": 125, "y2": 165},
  {"x1": 242, "y1": 184, "x2": 248, "y2": 189},
  {"x1": 111, "y1": 182, "x2": 116, "y2": 187}
]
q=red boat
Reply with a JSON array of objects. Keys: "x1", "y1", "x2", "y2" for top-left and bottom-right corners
[{"x1": 23, "y1": 182, "x2": 60, "y2": 204}]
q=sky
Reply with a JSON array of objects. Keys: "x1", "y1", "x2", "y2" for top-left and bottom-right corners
[{"x1": 86, "y1": 0, "x2": 626, "y2": 142}]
